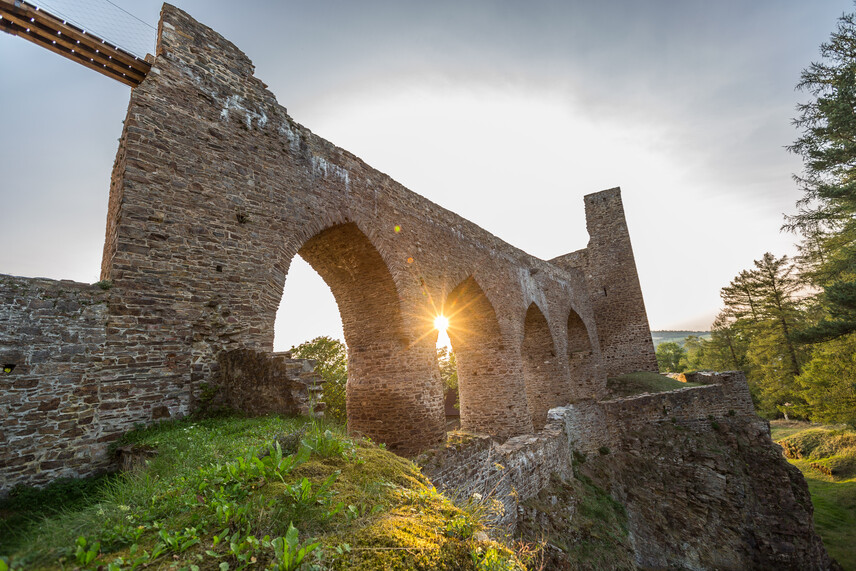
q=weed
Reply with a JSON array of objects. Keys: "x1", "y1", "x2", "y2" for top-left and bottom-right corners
[
  {"x1": 444, "y1": 514, "x2": 475, "y2": 539},
  {"x1": 281, "y1": 472, "x2": 341, "y2": 521},
  {"x1": 471, "y1": 546, "x2": 520, "y2": 570},
  {"x1": 271, "y1": 523, "x2": 320, "y2": 571},
  {"x1": 74, "y1": 537, "x2": 100, "y2": 568}
]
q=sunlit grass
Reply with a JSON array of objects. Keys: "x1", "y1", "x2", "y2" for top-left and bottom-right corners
[
  {"x1": 0, "y1": 413, "x2": 526, "y2": 570},
  {"x1": 772, "y1": 420, "x2": 856, "y2": 570}
]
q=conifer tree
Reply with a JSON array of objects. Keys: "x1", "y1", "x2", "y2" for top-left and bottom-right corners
[{"x1": 788, "y1": 10, "x2": 856, "y2": 341}]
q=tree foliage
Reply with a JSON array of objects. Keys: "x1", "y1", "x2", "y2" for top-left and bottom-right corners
[
  {"x1": 787, "y1": 10, "x2": 856, "y2": 340},
  {"x1": 655, "y1": 342, "x2": 686, "y2": 373},
  {"x1": 437, "y1": 346, "x2": 458, "y2": 393},
  {"x1": 796, "y1": 333, "x2": 856, "y2": 427},
  {"x1": 695, "y1": 254, "x2": 809, "y2": 418}
]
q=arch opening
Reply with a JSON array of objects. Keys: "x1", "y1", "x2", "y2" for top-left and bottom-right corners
[
  {"x1": 567, "y1": 308, "x2": 596, "y2": 399},
  {"x1": 273, "y1": 222, "x2": 443, "y2": 452},
  {"x1": 521, "y1": 303, "x2": 562, "y2": 430},
  {"x1": 444, "y1": 276, "x2": 531, "y2": 436}
]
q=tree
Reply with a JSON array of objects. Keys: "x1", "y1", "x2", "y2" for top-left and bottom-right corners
[
  {"x1": 656, "y1": 342, "x2": 686, "y2": 373},
  {"x1": 796, "y1": 333, "x2": 856, "y2": 427},
  {"x1": 680, "y1": 335, "x2": 706, "y2": 371},
  {"x1": 709, "y1": 254, "x2": 809, "y2": 418},
  {"x1": 437, "y1": 346, "x2": 458, "y2": 393},
  {"x1": 290, "y1": 336, "x2": 347, "y2": 424},
  {"x1": 787, "y1": 10, "x2": 856, "y2": 341},
  {"x1": 699, "y1": 310, "x2": 751, "y2": 372}
]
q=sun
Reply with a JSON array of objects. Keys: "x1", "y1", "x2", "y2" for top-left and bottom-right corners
[{"x1": 434, "y1": 315, "x2": 451, "y2": 349}]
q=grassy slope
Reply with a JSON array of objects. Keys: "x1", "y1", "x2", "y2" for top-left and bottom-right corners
[
  {"x1": 606, "y1": 371, "x2": 702, "y2": 398},
  {"x1": 771, "y1": 420, "x2": 856, "y2": 571},
  {"x1": 0, "y1": 415, "x2": 527, "y2": 570}
]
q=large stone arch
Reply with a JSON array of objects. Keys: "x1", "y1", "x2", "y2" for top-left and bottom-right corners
[
  {"x1": 445, "y1": 276, "x2": 532, "y2": 437},
  {"x1": 567, "y1": 308, "x2": 597, "y2": 398},
  {"x1": 521, "y1": 302, "x2": 563, "y2": 430},
  {"x1": 285, "y1": 222, "x2": 445, "y2": 453}
]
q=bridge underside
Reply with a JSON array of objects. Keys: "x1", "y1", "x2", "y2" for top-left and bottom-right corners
[{"x1": 0, "y1": 0, "x2": 150, "y2": 86}]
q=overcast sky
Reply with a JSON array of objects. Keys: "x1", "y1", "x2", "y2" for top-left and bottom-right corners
[{"x1": 1, "y1": 0, "x2": 851, "y2": 350}]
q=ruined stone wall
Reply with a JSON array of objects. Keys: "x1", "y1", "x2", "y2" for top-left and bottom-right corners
[
  {"x1": 0, "y1": 4, "x2": 659, "y2": 491},
  {"x1": 97, "y1": 4, "x2": 609, "y2": 450},
  {"x1": 552, "y1": 189, "x2": 658, "y2": 377},
  {"x1": 420, "y1": 412, "x2": 573, "y2": 530},
  {"x1": 423, "y1": 371, "x2": 757, "y2": 529},
  {"x1": 0, "y1": 278, "x2": 327, "y2": 494},
  {"x1": 564, "y1": 371, "x2": 757, "y2": 454},
  {"x1": 215, "y1": 349, "x2": 324, "y2": 417},
  {"x1": 0, "y1": 276, "x2": 110, "y2": 490}
]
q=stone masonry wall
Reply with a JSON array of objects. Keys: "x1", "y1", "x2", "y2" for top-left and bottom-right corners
[
  {"x1": 215, "y1": 349, "x2": 325, "y2": 417},
  {"x1": 0, "y1": 4, "x2": 658, "y2": 491},
  {"x1": 564, "y1": 371, "x2": 757, "y2": 455},
  {"x1": 0, "y1": 276, "x2": 110, "y2": 490},
  {"x1": 0, "y1": 275, "x2": 329, "y2": 495},
  {"x1": 422, "y1": 371, "x2": 757, "y2": 530},
  {"x1": 97, "y1": 3, "x2": 621, "y2": 450},
  {"x1": 552, "y1": 189, "x2": 658, "y2": 377}
]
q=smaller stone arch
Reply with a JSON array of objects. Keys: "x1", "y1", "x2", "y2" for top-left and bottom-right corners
[
  {"x1": 445, "y1": 276, "x2": 532, "y2": 437},
  {"x1": 567, "y1": 308, "x2": 596, "y2": 399},
  {"x1": 521, "y1": 302, "x2": 564, "y2": 430}
]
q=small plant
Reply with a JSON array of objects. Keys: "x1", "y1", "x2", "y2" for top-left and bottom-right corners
[
  {"x1": 74, "y1": 536, "x2": 101, "y2": 568},
  {"x1": 271, "y1": 523, "x2": 320, "y2": 571},
  {"x1": 158, "y1": 527, "x2": 201, "y2": 553},
  {"x1": 282, "y1": 472, "x2": 341, "y2": 521},
  {"x1": 302, "y1": 425, "x2": 355, "y2": 459},
  {"x1": 445, "y1": 514, "x2": 475, "y2": 539},
  {"x1": 94, "y1": 280, "x2": 113, "y2": 290},
  {"x1": 471, "y1": 546, "x2": 519, "y2": 571},
  {"x1": 598, "y1": 446, "x2": 611, "y2": 456},
  {"x1": 344, "y1": 502, "x2": 383, "y2": 521}
]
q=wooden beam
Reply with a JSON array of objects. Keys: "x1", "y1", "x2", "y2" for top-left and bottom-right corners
[{"x1": 0, "y1": 0, "x2": 150, "y2": 87}]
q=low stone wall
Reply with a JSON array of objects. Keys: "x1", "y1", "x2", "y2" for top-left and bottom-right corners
[
  {"x1": 420, "y1": 414, "x2": 573, "y2": 529},
  {"x1": 0, "y1": 275, "x2": 327, "y2": 496},
  {"x1": 215, "y1": 349, "x2": 325, "y2": 417},
  {"x1": 0, "y1": 276, "x2": 110, "y2": 490},
  {"x1": 421, "y1": 371, "x2": 757, "y2": 529}
]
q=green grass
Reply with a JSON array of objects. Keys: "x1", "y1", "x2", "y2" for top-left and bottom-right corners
[
  {"x1": 772, "y1": 420, "x2": 856, "y2": 570},
  {"x1": 606, "y1": 371, "x2": 702, "y2": 398},
  {"x1": 770, "y1": 420, "x2": 815, "y2": 441},
  {"x1": 0, "y1": 414, "x2": 527, "y2": 570}
]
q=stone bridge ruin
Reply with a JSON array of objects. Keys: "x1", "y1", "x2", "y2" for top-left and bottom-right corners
[{"x1": 0, "y1": 5, "x2": 658, "y2": 492}]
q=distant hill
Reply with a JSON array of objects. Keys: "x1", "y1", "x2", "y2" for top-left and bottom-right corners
[{"x1": 651, "y1": 330, "x2": 710, "y2": 347}]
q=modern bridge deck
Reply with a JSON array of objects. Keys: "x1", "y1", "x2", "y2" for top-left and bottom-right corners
[{"x1": 0, "y1": 0, "x2": 150, "y2": 87}]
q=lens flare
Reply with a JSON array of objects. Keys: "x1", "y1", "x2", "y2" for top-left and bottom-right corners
[{"x1": 434, "y1": 315, "x2": 449, "y2": 332}]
